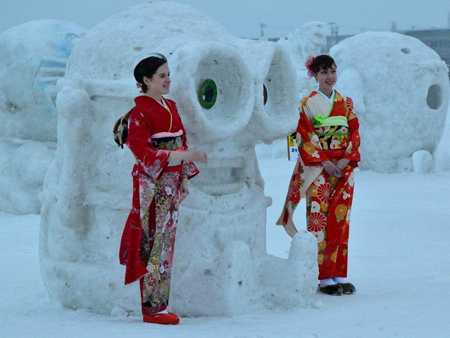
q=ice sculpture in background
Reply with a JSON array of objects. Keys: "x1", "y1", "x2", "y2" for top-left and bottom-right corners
[
  {"x1": 278, "y1": 22, "x2": 327, "y2": 98},
  {"x1": 330, "y1": 32, "x2": 449, "y2": 173},
  {"x1": 0, "y1": 20, "x2": 87, "y2": 214},
  {"x1": 39, "y1": 1, "x2": 318, "y2": 317}
]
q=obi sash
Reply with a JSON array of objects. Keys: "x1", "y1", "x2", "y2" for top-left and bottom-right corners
[
  {"x1": 313, "y1": 116, "x2": 348, "y2": 128},
  {"x1": 151, "y1": 135, "x2": 184, "y2": 151},
  {"x1": 151, "y1": 131, "x2": 184, "y2": 168}
]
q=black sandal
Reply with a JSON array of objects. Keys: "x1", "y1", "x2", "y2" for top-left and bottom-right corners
[
  {"x1": 337, "y1": 282, "x2": 356, "y2": 294},
  {"x1": 319, "y1": 284, "x2": 344, "y2": 296}
]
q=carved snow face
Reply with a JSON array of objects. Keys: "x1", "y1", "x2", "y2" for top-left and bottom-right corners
[
  {"x1": 170, "y1": 39, "x2": 298, "y2": 200},
  {"x1": 0, "y1": 20, "x2": 86, "y2": 215},
  {"x1": 330, "y1": 32, "x2": 449, "y2": 172},
  {"x1": 0, "y1": 20, "x2": 86, "y2": 142},
  {"x1": 296, "y1": 22, "x2": 327, "y2": 51}
]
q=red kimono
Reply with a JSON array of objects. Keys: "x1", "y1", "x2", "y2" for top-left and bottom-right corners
[
  {"x1": 119, "y1": 95, "x2": 198, "y2": 314},
  {"x1": 278, "y1": 90, "x2": 361, "y2": 280}
]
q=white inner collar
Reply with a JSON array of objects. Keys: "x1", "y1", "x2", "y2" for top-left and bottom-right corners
[{"x1": 317, "y1": 90, "x2": 335, "y2": 104}]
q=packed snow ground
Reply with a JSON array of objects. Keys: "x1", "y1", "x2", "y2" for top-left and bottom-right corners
[{"x1": 1, "y1": 124, "x2": 450, "y2": 337}]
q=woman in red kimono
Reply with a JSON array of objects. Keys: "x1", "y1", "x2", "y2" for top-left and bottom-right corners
[
  {"x1": 278, "y1": 55, "x2": 361, "y2": 296},
  {"x1": 119, "y1": 54, "x2": 207, "y2": 324}
]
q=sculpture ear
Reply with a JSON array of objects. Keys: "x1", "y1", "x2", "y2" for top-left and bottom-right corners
[{"x1": 335, "y1": 68, "x2": 366, "y2": 114}]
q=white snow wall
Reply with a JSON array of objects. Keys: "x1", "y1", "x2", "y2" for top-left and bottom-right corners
[
  {"x1": 39, "y1": 2, "x2": 318, "y2": 317},
  {"x1": 0, "y1": 20, "x2": 87, "y2": 214}
]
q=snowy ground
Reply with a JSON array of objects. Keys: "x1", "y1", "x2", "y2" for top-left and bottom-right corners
[{"x1": 1, "y1": 125, "x2": 450, "y2": 337}]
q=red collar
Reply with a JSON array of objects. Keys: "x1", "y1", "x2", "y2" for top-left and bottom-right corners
[{"x1": 134, "y1": 95, "x2": 165, "y2": 105}]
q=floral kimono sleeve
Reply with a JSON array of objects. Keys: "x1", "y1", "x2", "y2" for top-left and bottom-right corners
[
  {"x1": 178, "y1": 121, "x2": 199, "y2": 180},
  {"x1": 127, "y1": 109, "x2": 170, "y2": 180},
  {"x1": 343, "y1": 97, "x2": 361, "y2": 162},
  {"x1": 297, "y1": 107, "x2": 328, "y2": 165}
]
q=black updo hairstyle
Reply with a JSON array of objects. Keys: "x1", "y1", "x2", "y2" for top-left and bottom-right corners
[
  {"x1": 311, "y1": 55, "x2": 336, "y2": 75},
  {"x1": 134, "y1": 53, "x2": 168, "y2": 93}
]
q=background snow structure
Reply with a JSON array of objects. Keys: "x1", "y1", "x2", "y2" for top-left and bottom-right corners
[
  {"x1": 330, "y1": 32, "x2": 450, "y2": 173},
  {"x1": 0, "y1": 20, "x2": 87, "y2": 214},
  {"x1": 277, "y1": 22, "x2": 328, "y2": 99},
  {"x1": 39, "y1": 1, "x2": 318, "y2": 317}
]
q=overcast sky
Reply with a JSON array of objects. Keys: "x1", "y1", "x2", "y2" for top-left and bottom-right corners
[{"x1": 1, "y1": 0, "x2": 449, "y2": 38}]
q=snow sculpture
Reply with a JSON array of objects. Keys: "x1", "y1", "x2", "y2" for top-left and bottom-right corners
[
  {"x1": 39, "y1": 2, "x2": 318, "y2": 317},
  {"x1": 0, "y1": 20, "x2": 87, "y2": 214},
  {"x1": 330, "y1": 32, "x2": 450, "y2": 173},
  {"x1": 278, "y1": 22, "x2": 327, "y2": 98}
]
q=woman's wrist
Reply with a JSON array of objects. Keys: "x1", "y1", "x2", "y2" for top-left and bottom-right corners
[{"x1": 169, "y1": 151, "x2": 185, "y2": 162}]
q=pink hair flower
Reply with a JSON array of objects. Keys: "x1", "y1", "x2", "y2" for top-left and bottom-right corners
[{"x1": 305, "y1": 55, "x2": 315, "y2": 78}]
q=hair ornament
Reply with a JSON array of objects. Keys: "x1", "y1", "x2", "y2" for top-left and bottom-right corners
[
  {"x1": 305, "y1": 55, "x2": 315, "y2": 78},
  {"x1": 136, "y1": 82, "x2": 143, "y2": 92}
]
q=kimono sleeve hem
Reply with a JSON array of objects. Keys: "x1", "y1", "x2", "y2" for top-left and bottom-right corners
[
  {"x1": 185, "y1": 171, "x2": 199, "y2": 180},
  {"x1": 180, "y1": 161, "x2": 200, "y2": 180},
  {"x1": 124, "y1": 270, "x2": 148, "y2": 285},
  {"x1": 139, "y1": 150, "x2": 171, "y2": 181},
  {"x1": 343, "y1": 153, "x2": 361, "y2": 162}
]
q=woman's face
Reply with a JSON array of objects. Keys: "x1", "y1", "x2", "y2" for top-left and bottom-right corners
[
  {"x1": 315, "y1": 64, "x2": 337, "y2": 92},
  {"x1": 144, "y1": 63, "x2": 171, "y2": 96}
]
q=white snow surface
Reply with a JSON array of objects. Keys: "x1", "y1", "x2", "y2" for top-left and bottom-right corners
[
  {"x1": 330, "y1": 32, "x2": 450, "y2": 173},
  {"x1": 2, "y1": 129, "x2": 450, "y2": 336}
]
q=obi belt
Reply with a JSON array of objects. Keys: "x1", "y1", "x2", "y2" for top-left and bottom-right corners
[
  {"x1": 152, "y1": 135, "x2": 184, "y2": 151},
  {"x1": 152, "y1": 134, "x2": 184, "y2": 167}
]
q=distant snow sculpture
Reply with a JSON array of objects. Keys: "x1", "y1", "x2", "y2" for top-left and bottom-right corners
[
  {"x1": 39, "y1": 2, "x2": 318, "y2": 317},
  {"x1": 0, "y1": 20, "x2": 87, "y2": 214},
  {"x1": 330, "y1": 32, "x2": 449, "y2": 173},
  {"x1": 278, "y1": 22, "x2": 327, "y2": 98}
]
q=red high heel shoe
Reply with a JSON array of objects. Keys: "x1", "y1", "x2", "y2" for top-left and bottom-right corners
[{"x1": 143, "y1": 312, "x2": 180, "y2": 325}]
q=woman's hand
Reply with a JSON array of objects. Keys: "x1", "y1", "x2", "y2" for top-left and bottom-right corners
[
  {"x1": 321, "y1": 160, "x2": 342, "y2": 176},
  {"x1": 336, "y1": 158, "x2": 350, "y2": 171},
  {"x1": 169, "y1": 149, "x2": 208, "y2": 163},
  {"x1": 180, "y1": 178, "x2": 189, "y2": 203},
  {"x1": 185, "y1": 149, "x2": 208, "y2": 162}
]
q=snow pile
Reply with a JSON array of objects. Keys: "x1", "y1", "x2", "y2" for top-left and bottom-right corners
[
  {"x1": 330, "y1": 32, "x2": 450, "y2": 173},
  {"x1": 39, "y1": 1, "x2": 317, "y2": 317},
  {"x1": 278, "y1": 22, "x2": 327, "y2": 98},
  {"x1": 0, "y1": 20, "x2": 87, "y2": 214}
]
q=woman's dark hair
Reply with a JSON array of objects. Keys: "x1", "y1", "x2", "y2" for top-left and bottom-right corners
[
  {"x1": 134, "y1": 53, "x2": 168, "y2": 93},
  {"x1": 312, "y1": 55, "x2": 336, "y2": 74}
]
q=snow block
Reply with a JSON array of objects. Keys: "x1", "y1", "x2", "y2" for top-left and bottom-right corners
[
  {"x1": 433, "y1": 148, "x2": 450, "y2": 172},
  {"x1": 412, "y1": 150, "x2": 434, "y2": 173}
]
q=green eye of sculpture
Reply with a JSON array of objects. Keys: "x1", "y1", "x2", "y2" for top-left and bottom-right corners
[{"x1": 199, "y1": 79, "x2": 217, "y2": 109}]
